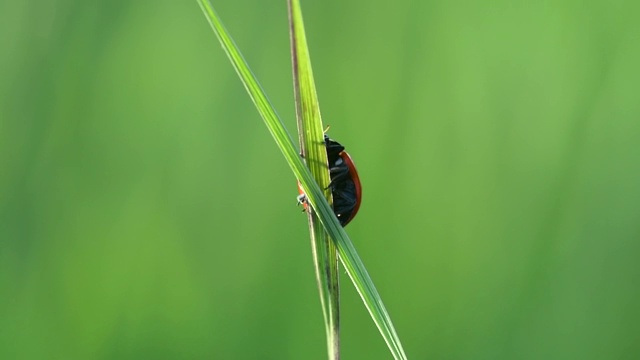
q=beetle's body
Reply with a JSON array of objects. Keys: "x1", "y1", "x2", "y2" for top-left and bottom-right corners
[
  {"x1": 298, "y1": 135, "x2": 362, "y2": 227},
  {"x1": 324, "y1": 135, "x2": 361, "y2": 226}
]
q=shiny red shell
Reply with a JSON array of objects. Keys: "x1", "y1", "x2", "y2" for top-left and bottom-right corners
[{"x1": 298, "y1": 136, "x2": 362, "y2": 227}]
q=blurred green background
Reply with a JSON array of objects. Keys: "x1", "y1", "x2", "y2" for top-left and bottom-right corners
[{"x1": 2, "y1": 0, "x2": 639, "y2": 359}]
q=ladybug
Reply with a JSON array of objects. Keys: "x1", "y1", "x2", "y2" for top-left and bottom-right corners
[{"x1": 298, "y1": 134, "x2": 362, "y2": 226}]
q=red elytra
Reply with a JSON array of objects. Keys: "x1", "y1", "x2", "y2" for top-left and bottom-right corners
[{"x1": 297, "y1": 135, "x2": 362, "y2": 227}]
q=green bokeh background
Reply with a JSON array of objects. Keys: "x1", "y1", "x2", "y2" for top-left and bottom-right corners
[{"x1": 2, "y1": 1, "x2": 639, "y2": 359}]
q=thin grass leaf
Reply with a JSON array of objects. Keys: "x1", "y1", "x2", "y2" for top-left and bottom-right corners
[
  {"x1": 196, "y1": 1, "x2": 408, "y2": 359},
  {"x1": 288, "y1": 0, "x2": 340, "y2": 358}
]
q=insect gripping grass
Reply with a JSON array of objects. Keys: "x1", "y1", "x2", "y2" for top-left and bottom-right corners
[{"x1": 298, "y1": 134, "x2": 362, "y2": 226}]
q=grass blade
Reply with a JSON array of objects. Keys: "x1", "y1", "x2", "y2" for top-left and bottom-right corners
[
  {"x1": 196, "y1": 1, "x2": 408, "y2": 359},
  {"x1": 288, "y1": 0, "x2": 340, "y2": 358}
]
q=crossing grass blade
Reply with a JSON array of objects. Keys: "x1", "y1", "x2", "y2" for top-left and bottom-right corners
[{"x1": 196, "y1": 1, "x2": 408, "y2": 359}]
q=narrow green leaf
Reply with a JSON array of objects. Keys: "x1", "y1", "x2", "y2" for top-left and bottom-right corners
[
  {"x1": 196, "y1": 1, "x2": 408, "y2": 359},
  {"x1": 288, "y1": 0, "x2": 340, "y2": 358}
]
